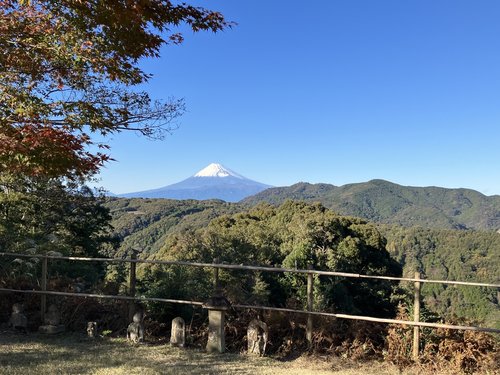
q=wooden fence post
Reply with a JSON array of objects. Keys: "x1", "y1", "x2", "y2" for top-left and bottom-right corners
[
  {"x1": 306, "y1": 266, "x2": 314, "y2": 346},
  {"x1": 213, "y1": 258, "x2": 220, "y2": 292},
  {"x1": 204, "y1": 257, "x2": 229, "y2": 353},
  {"x1": 128, "y1": 250, "x2": 137, "y2": 322},
  {"x1": 413, "y1": 272, "x2": 421, "y2": 361},
  {"x1": 41, "y1": 255, "x2": 48, "y2": 323}
]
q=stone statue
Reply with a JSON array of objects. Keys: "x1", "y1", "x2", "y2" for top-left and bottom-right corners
[
  {"x1": 247, "y1": 319, "x2": 268, "y2": 356},
  {"x1": 127, "y1": 311, "x2": 144, "y2": 343},
  {"x1": 44, "y1": 304, "x2": 61, "y2": 326},
  {"x1": 9, "y1": 303, "x2": 27, "y2": 332},
  {"x1": 170, "y1": 317, "x2": 186, "y2": 347},
  {"x1": 39, "y1": 304, "x2": 65, "y2": 334},
  {"x1": 87, "y1": 321, "x2": 98, "y2": 338}
]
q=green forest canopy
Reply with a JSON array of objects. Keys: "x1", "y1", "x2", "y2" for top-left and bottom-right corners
[{"x1": 105, "y1": 198, "x2": 500, "y2": 327}]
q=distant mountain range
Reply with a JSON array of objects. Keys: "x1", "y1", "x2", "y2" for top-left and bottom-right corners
[
  {"x1": 120, "y1": 163, "x2": 271, "y2": 202},
  {"x1": 117, "y1": 164, "x2": 500, "y2": 231},
  {"x1": 242, "y1": 180, "x2": 500, "y2": 231}
]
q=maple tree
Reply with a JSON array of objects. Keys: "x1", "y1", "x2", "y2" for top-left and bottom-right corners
[{"x1": 0, "y1": 0, "x2": 231, "y2": 180}]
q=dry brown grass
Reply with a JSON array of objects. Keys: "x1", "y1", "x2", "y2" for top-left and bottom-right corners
[{"x1": 0, "y1": 332, "x2": 498, "y2": 375}]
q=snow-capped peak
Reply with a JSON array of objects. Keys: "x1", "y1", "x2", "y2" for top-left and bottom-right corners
[{"x1": 194, "y1": 163, "x2": 244, "y2": 179}]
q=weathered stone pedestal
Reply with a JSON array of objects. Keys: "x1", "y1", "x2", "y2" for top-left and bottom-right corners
[
  {"x1": 203, "y1": 294, "x2": 231, "y2": 353},
  {"x1": 39, "y1": 324, "x2": 65, "y2": 334}
]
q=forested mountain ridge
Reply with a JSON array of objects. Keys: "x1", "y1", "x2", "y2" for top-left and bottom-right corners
[
  {"x1": 104, "y1": 198, "x2": 241, "y2": 256},
  {"x1": 105, "y1": 198, "x2": 499, "y2": 327},
  {"x1": 3, "y1": 187, "x2": 496, "y2": 328},
  {"x1": 380, "y1": 225, "x2": 500, "y2": 328},
  {"x1": 242, "y1": 180, "x2": 500, "y2": 231}
]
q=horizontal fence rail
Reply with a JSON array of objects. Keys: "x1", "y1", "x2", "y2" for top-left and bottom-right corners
[
  {"x1": 232, "y1": 304, "x2": 500, "y2": 333},
  {"x1": 0, "y1": 288, "x2": 205, "y2": 306},
  {"x1": 0, "y1": 287, "x2": 498, "y2": 334},
  {"x1": 2, "y1": 252, "x2": 499, "y2": 288},
  {"x1": 1, "y1": 250, "x2": 499, "y2": 359}
]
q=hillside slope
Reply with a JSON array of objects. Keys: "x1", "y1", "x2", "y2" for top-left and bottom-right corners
[
  {"x1": 242, "y1": 180, "x2": 500, "y2": 230},
  {"x1": 381, "y1": 225, "x2": 500, "y2": 328},
  {"x1": 104, "y1": 198, "x2": 499, "y2": 326},
  {"x1": 105, "y1": 198, "x2": 241, "y2": 256}
]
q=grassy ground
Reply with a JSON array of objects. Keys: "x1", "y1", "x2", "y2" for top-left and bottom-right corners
[{"x1": 0, "y1": 332, "x2": 491, "y2": 375}]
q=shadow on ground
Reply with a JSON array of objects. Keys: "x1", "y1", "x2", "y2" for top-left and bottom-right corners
[{"x1": 0, "y1": 331, "x2": 285, "y2": 375}]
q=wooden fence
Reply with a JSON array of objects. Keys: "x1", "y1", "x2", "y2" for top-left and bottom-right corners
[{"x1": 1, "y1": 252, "x2": 499, "y2": 360}]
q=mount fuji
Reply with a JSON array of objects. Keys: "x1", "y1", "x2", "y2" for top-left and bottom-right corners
[{"x1": 120, "y1": 163, "x2": 272, "y2": 202}]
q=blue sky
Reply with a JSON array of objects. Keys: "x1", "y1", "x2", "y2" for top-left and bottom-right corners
[{"x1": 95, "y1": 0, "x2": 500, "y2": 195}]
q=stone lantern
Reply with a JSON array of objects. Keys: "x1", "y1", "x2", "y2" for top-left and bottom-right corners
[{"x1": 203, "y1": 292, "x2": 231, "y2": 353}]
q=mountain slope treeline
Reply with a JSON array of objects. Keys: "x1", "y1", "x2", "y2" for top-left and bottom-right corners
[
  {"x1": 104, "y1": 197, "x2": 241, "y2": 257},
  {"x1": 140, "y1": 201, "x2": 402, "y2": 319},
  {"x1": 105, "y1": 198, "x2": 500, "y2": 327},
  {"x1": 242, "y1": 180, "x2": 500, "y2": 231},
  {"x1": 381, "y1": 226, "x2": 500, "y2": 328}
]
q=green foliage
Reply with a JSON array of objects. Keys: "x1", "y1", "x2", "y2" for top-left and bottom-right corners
[
  {"x1": 242, "y1": 180, "x2": 500, "y2": 231},
  {"x1": 0, "y1": 177, "x2": 114, "y2": 256},
  {"x1": 381, "y1": 225, "x2": 500, "y2": 328},
  {"x1": 0, "y1": 176, "x2": 116, "y2": 283},
  {"x1": 105, "y1": 197, "x2": 498, "y2": 326},
  {"x1": 138, "y1": 263, "x2": 211, "y2": 322},
  {"x1": 104, "y1": 198, "x2": 240, "y2": 257},
  {"x1": 146, "y1": 201, "x2": 402, "y2": 318}
]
